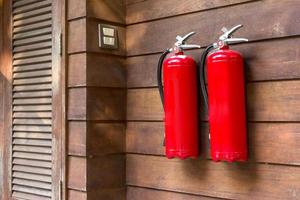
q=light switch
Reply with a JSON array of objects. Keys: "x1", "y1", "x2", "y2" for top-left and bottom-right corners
[{"x1": 98, "y1": 24, "x2": 118, "y2": 49}]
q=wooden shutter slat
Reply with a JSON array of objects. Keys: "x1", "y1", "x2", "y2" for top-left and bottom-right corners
[
  {"x1": 13, "y1": 6, "x2": 51, "y2": 21},
  {"x1": 13, "y1": 105, "x2": 52, "y2": 112},
  {"x1": 13, "y1": 55, "x2": 51, "y2": 66},
  {"x1": 13, "y1": 145, "x2": 52, "y2": 154},
  {"x1": 13, "y1": 132, "x2": 52, "y2": 139},
  {"x1": 13, "y1": 152, "x2": 52, "y2": 161},
  {"x1": 13, "y1": 158, "x2": 52, "y2": 169},
  {"x1": 13, "y1": 34, "x2": 51, "y2": 46},
  {"x1": 12, "y1": 185, "x2": 52, "y2": 197},
  {"x1": 13, "y1": 178, "x2": 51, "y2": 190},
  {"x1": 13, "y1": 76, "x2": 52, "y2": 85},
  {"x1": 13, "y1": 20, "x2": 52, "y2": 34},
  {"x1": 14, "y1": 27, "x2": 52, "y2": 40},
  {"x1": 14, "y1": 13, "x2": 52, "y2": 27},
  {"x1": 13, "y1": 98, "x2": 52, "y2": 105},
  {"x1": 13, "y1": 0, "x2": 52, "y2": 14},
  {"x1": 13, "y1": 41, "x2": 52, "y2": 53},
  {"x1": 13, "y1": 63, "x2": 51, "y2": 72},
  {"x1": 13, "y1": 111, "x2": 52, "y2": 119},
  {"x1": 13, "y1": 165, "x2": 52, "y2": 175},
  {"x1": 14, "y1": 69, "x2": 52, "y2": 79},
  {"x1": 13, "y1": 90, "x2": 52, "y2": 98},
  {"x1": 13, "y1": 139, "x2": 52, "y2": 147},
  {"x1": 13, "y1": 48, "x2": 51, "y2": 59},
  {"x1": 13, "y1": 192, "x2": 51, "y2": 200},
  {"x1": 13, "y1": 0, "x2": 45, "y2": 8},
  {"x1": 13, "y1": 125, "x2": 51, "y2": 132}
]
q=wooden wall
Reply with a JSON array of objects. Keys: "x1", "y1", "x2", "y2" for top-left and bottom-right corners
[
  {"x1": 66, "y1": 0, "x2": 126, "y2": 199},
  {"x1": 125, "y1": 0, "x2": 300, "y2": 199}
]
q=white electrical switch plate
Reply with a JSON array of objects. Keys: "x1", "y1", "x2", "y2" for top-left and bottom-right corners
[{"x1": 98, "y1": 24, "x2": 118, "y2": 49}]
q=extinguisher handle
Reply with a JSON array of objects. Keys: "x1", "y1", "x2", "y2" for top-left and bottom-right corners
[
  {"x1": 219, "y1": 24, "x2": 244, "y2": 41},
  {"x1": 180, "y1": 44, "x2": 201, "y2": 50},
  {"x1": 225, "y1": 38, "x2": 248, "y2": 44},
  {"x1": 175, "y1": 32, "x2": 196, "y2": 46}
]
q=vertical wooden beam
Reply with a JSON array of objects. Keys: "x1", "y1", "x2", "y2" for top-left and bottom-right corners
[{"x1": 1, "y1": 0, "x2": 12, "y2": 199}]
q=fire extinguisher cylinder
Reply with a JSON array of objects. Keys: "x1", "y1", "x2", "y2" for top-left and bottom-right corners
[
  {"x1": 201, "y1": 24, "x2": 249, "y2": 162},
  {"x1": 157, "y1": 32, "x2": 201, "y2": 159}
]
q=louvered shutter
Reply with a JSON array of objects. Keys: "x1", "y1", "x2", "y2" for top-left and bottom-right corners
[{"x1": 11, "y1": 0, "x2": 54, "y2": 199}]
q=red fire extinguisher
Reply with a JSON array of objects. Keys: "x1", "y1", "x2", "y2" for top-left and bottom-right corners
[
  {"x1": 200, "y1": 25, "x2": 248, "y2": 162},
  {"x1": 157, "y1": 32, "x2": 201, "y2": 159}
]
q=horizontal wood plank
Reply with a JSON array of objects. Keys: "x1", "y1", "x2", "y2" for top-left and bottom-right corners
[
  {"x1": 127, "y1": 37, "x2": 300, "y2": 88},
  {"x1": 67, "y1": 0, "x2": 86, "y2": 20},
  {"x1": 68, "y1": 121, "x2": 87, "y2": 156},
  {"x1": 68, "y1": 53, "x2": 126, "y2": 88},
  {"x1": 126, "y1": 0, "x2": 300, "y2": 56},
  {"x1": 127, "y1": 186, "x2": 221, "y2": 200},
  {"x1": 127, "y1": 154, "x2": 300, "y2": 200},
  {"x1": 68, "y1": 156, "x2": 87, "y2": 191},
  {"x1": 67, "y1": 189, "x2": 87, "y2": 200},
  {"x1": 68, "y1": 88, "x2": 126, "y2": 120},
  {"x1": 126, "y1": 122, "x2": 300, "y2": 165},
  {"x1": 68, "y1": 121, "x2": 126, "y2": 156},
  {"x1": 86, "y1": 0, "x2": 125, "y2": 24},
  {"x1": 126, "y1": 0, "x2": 254, "y2": 24},
  {"x1": 127, "y1": 80, "x2": 300, "y2": 121}
]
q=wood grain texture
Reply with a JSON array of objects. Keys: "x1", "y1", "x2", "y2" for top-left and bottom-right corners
[
  {"x1": 247, "y1": 81, "x2": 300, "y2": 122},
  {"x1": 127, "y1": 80, "x2": 300, "y2": 122},
  {"x1": 126, "y1": 0, "x2": 255, "y2": 24},
  {"x1": 127, "y1": 37, "x2": 300, "y2": 88},
  {"x1": 88, "y1": 188, "x2": 126, "y2": 200},
  {"x1": 87, "y1": 87, "x2": 126, "y2": 120},
  {"x1": 127, "y1": 154, "x2": 300, "y2": 200},
  {"x1": 86, "y1": 53, "x2": 126, "y2": 88},
  {"x1": 68, "y1": 88, "x2": 87, "y2": 120},
  {"x1": 67, "y1": 189, "x2": 87, "y2": 200},
  {"x1": 68, "y1": 156, "x2": 87, "y2": 191},
  {"x1": 87, "y1": 154, "x2": 125, "y2": 190},
  {"x1": 68, "y1": 53, "x2": 87, "y2": 87},
  {"x1": 126, "y1": 122, "x2": 300, "y2": 165},
  {"x1": 68, "y1": 0, "x2": 125, "y2": 24},
  {"x1": 67, "y1": 156, "x2": 88, "y2": 192},
  {"x1": 126, "y1": 0, "x2": 300, "y2": 56},
  {"x1": 87, "y1": 0, "x2": 126, "y2": 24},
  {"x1": 68, "y1": 121, "x2": 87, "y2": 156},
  {"x1": 68, "y1": 121, "x2": 125, "y2": 156},
  {"x1": 87, "y1": 122, "x2": 125, "y2": 156},
  {"x1": 68, "y1": 53, "x2": 126, "y2": 88},
  {"x1": 68, "y1": 18, "x2": 86, "y2": 54},
  {"x1": 67, "y1": 0, "x2": 86, "y2": 20},
  {"x1": 127, "y1": 186, "x2": 221, "y2": 200}
]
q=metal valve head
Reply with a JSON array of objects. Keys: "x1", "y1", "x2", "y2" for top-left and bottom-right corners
[
  {"x1": 217, "y1": 24, "x2": 248, "y2": 46},
  {"x1": 172, "y1": 32, "x2": 201, "y2": 51}
]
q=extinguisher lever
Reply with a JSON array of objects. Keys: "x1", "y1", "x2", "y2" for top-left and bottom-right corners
[
  {"x1": 175, "y1": 32, "x2": 196, "y2": 45},
  {"x1": 219, "y1": 24, "x2": 244, "y2": 41}
]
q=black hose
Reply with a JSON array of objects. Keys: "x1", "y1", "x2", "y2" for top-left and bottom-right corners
[
  {"x1": 200, "y1": 44, "x2": 214, "y2": 110},
  {"x1": 157, "y1": 49, "x2": 170, "y2": 146},
  {"x1": 157, "y1": 49, "x2": 171, "y2": 107}
]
